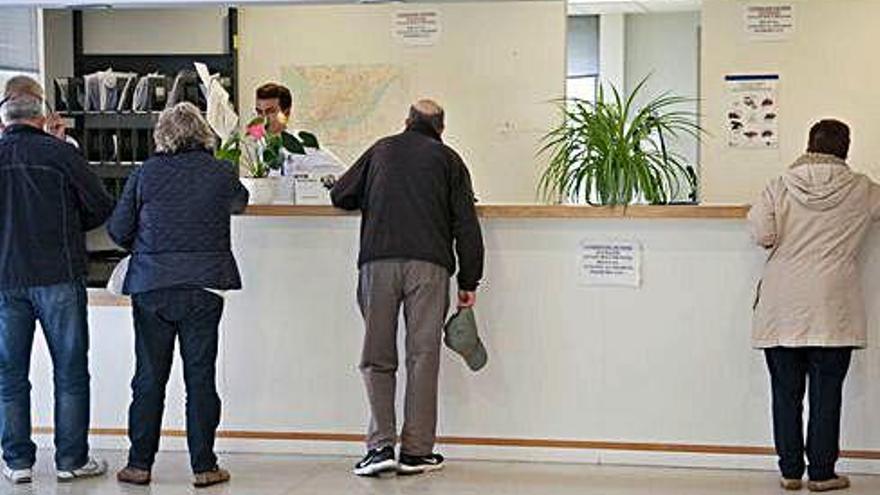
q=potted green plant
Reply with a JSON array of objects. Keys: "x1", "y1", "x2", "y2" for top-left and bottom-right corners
[
  {"x1": 538, "y1": 77, "x2": 702, "y2": 205},
  {"x1": 216, "y1": 116, "x2": 310, "y2": 204}
]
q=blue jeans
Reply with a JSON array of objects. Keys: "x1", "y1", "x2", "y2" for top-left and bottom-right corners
[
  {"x1": 0, "y1": 280, "x2": 90, "y2": 470},
  {"x1": 765, "y1": 347, "x2": 853, "y2": 482},
  {"x1": 127, "y1": 289, "x2": 223, "y2": 474}
]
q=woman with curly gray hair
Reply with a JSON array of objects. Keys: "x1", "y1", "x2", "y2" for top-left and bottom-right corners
[{"x1": 107, "y1": 102, "x2": 248, "y2": 488}]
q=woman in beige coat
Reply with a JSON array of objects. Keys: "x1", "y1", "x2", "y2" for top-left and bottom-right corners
[{"x1": 748, "y1": 120, "x2": 880, "y2": 492}]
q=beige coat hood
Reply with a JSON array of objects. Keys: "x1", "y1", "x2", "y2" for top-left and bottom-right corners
[{"x1": 782, "y1": 153, "x2": 857, "y2": 211}]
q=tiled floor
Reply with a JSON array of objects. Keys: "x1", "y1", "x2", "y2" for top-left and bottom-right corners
[{"x1": 5, "y1": 450, "x2": 880, "y2": 495}]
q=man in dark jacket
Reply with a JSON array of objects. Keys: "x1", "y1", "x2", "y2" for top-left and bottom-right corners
[
  {"x1": 331, "y1": 99, "x2": 484, "y2": 477},
  {"x1": 0, "y1": 83, "x2": 114, "y2": 484}
]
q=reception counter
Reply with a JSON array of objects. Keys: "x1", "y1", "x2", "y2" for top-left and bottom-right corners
[{"x1": 44, "y1": 205, "x2": 880, "y2": 472}]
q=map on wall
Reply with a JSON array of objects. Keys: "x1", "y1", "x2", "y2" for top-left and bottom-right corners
[{"x1": 281, "y1": 64, "x2": 406, "y2": 163}]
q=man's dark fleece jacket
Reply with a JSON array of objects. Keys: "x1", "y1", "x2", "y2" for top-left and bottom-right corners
[{"x1": 330, "y1": 122, "x2": 484, "y2": 291}]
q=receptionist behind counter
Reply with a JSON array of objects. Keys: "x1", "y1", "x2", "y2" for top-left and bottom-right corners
[
  {"x1": 253, "y1": 83, "x2": 343, "y2": 202},
  {"x1": 254, "y1": 82, "x2": 302, "y2": 154}
]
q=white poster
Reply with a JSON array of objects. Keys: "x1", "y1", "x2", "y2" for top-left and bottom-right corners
[
  {"x1": 744, "y1": 4, "x2": 795, "y2": 41},
  {"x1": 725, "y1": 74, "x2": 779, "y2": 149},
  {"x1": 392, "y1": 10, "x2": 442, "y2": 46},
  {"x1": 578, "y1": 241, "x2": 641, "y2": 288},
  {"x1": 292, "y1": 174, "x2": 331, "y2": 205},
  {"x1": 284, "y1": 148, "x2": 346, "y2": 205}
]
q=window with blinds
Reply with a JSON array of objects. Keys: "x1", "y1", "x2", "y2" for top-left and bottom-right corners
[
  {"x1": 567, "y1": 15, "x2": 600, "y2": 102},
  {"x1": 0, "y1": 8, "x2": 39, "y2": 72}
]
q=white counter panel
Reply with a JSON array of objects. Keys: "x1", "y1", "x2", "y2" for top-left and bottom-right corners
[{"x1": 26, "y1": 216, "x2": 880, "y2": 466}]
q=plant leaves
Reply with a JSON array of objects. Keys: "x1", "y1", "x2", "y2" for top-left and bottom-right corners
[
  {"x1": 298, "y1": 131, "x2": 320, "y2": 149},
  {"x1": 537, "y1": 75, "x2": 705, "y2": 205},
  {"x1": 281, "y1": 133, "x2": 306, "y2": 155}
]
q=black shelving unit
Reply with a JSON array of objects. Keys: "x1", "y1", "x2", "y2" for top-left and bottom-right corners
[
  {"x1": 57, "y1": 8, "x2": 239, "y2": 288},
  {"x1": 58, "y1": 111, "x2": 158, "y2": 197},
  {"x1": 61, "y1": 8, "x2": 239, "y2": 199}
]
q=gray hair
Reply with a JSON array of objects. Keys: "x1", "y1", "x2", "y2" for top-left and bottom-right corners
[
  {"x1": 1, "y1": 95, "x2": 43, "y2": 125},
  {"x1": 408, "y1": 99, "x2": 445, "y2": 134},
  {"x1": 154, "y1": 102, "x2": 216, "y2": 154}
]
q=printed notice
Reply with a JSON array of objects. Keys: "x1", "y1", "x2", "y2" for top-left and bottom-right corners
[
  {"x1": 579, "y1": 241, "x2": 641, "y2": 288},
  {"x1": 745, "y1": 4, "x2": 795, "y2": 41},
  {"x1": 392, "y1": 10, "x2": 441, "y2": 46},
  {"x1": 725, "y1": 74, "x2": 779, "y2": 149},
  {"x1": 285, "y1": 149, "x2": 345, "y2": 205}
]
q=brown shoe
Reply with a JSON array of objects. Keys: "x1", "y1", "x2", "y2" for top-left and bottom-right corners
[
  {"x1": 193, "y1": 467, "x2": 230, "y2": 488},
  {"x1": 781, "y1": 478, "x2": 803, "y2": 490},
  {"x1": 117, "y1": 466, "x2": 151, "y2": 485},
  {"x1": 808, "y1": 476, "x2": 851, "y2": 492}
]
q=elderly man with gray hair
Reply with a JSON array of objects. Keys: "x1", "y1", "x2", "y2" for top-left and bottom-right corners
[
  {"x1": 1, "y1": 76, "x2": 73, "y2": 144},
  {"x1": 0, "y1": 77, "x2": 114, "y2": 484},
  {"x1": 332, "y1": 100, "x2": 485, "y2": 477}
]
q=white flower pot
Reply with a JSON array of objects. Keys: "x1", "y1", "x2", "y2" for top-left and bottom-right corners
[
  {"x1": 241, "y1": 177, "x2": 279, "y2": 205},
  {"x1": 274, "y1": 176, "x2": 296, "y2": 204}
]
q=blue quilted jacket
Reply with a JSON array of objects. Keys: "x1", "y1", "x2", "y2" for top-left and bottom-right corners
[{"x1": 107, "y1": 148, "x2": 249, "y2": 294}]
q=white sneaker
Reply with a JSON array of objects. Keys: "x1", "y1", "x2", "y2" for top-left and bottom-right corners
[
  {"x1": 57, "y1": 456, "x2": 108, "y2": 482},
  {"x1": 2, "y1": 465, "x2": 33, "y2": 484}
]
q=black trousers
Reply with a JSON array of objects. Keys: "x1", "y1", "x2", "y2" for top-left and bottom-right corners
[
  {"x1": 764, "y1": 347, "x2": 852, "y2": 482},
  {"x1": 127, "y1": 289, "x2": 224, "y2": 474}
]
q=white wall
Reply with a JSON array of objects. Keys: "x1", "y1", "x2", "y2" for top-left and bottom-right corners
[
  {"x1": 625, "y1": 11, "x2": 701, "y2": 182},
  {"x1": 599, "y1": 13, "x2": 626, "y2": 91},
  {"x1": 701, "y1": 0, "x2": 880, "y2": 203},
  {"x1": 81, "y1": 8, "x2": 227, "y2": 55},
  {"x1": 238, "y1": 3, "x2": 566, "y2": 203},
  {"x1": 41, "y1": 9, "x2": 72, "y2": 108}
]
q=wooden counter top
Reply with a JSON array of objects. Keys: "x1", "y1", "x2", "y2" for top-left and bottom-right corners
[{"x1": 243, "y1": 204, "x2": 750, "y2": 219}]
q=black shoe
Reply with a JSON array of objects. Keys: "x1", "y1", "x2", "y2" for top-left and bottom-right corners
[
  {"x1": 353, "y1": 447, "x2": 397, "y2": 477},
  {"x1": 397, "y1": 453, "x2": 444, "y2": 475}
]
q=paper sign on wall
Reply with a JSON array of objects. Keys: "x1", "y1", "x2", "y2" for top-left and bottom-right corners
[
  {"x1": 579, "y1": 241, "x2": 641, "y2": 288},
  {"x1": 744, "y1": 4, "x2": 795, "y2": 41},
  {"x1": 392, "y1": 10, "x2": 441, "y2": 46},
  {"x1": 725, "y1": 74, "x2": 779, "y2": 149}
]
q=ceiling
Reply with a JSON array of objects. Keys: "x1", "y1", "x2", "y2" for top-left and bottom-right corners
[{"x1": 2, "y1": 0, "x2": 702, "y2": 8}]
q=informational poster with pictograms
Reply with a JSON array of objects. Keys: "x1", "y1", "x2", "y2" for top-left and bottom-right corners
[{"x1": 725, "y1": 74, "x2": 780, "y2": 149}]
